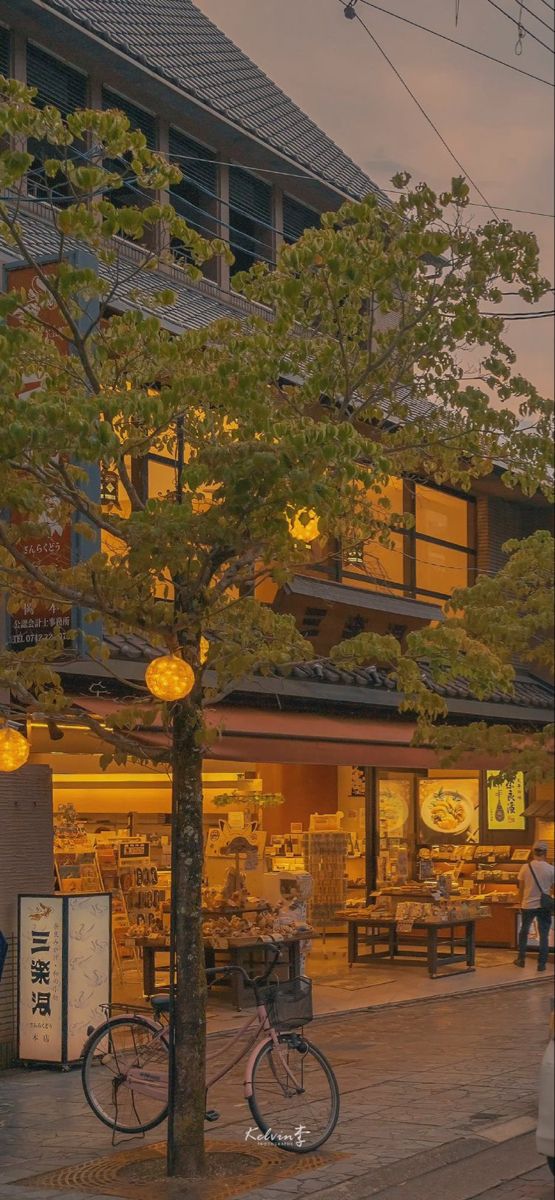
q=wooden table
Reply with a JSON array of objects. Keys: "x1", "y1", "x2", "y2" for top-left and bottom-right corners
[
  {"x1": 137, "y1": 932, "x2": 313, "y2": 1006},
  {"x1": 337, "y1": 913, "x2": 487, "y2": 979}
]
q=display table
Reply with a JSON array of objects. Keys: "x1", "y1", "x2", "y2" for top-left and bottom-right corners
[
  {"x1": 336, "y1": 912, "x2": 488, "y2": 979},
  {"x1": 137, "y1": 932, "x2": 313, "y2": 1007}
]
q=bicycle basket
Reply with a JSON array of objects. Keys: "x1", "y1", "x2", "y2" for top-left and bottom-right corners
[{"x1": 262, "y1": 977, "x2": 313, "y2": 1030}]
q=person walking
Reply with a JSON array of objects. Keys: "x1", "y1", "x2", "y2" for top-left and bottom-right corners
[{"x1": 515, "y1": 840, "x2": 554, "y2": 972}]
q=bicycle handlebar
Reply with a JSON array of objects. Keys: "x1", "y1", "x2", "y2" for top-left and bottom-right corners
[{"x1": 205, "y1": 942, "x2": 282, "y2": 989}]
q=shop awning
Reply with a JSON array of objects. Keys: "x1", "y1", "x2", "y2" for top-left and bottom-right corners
[{"x1": 70, "y1": 696, "x2": 515, "y2": 769}]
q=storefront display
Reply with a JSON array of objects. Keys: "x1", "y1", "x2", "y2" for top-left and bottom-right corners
[{"x1": 37, "y1": 745, "x2": 550, "y2": 999}]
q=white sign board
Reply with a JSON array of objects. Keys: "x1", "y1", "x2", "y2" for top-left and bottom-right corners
[
  {"x1": 18, "y1": 896, "x2": 63, "y2": 1063},
  {"x1": 18, "y1": 893, "x2": 111, "y2": 1064},
  {"x1": 67, "y1": 894, "x2": 111, "y2": 1062}
]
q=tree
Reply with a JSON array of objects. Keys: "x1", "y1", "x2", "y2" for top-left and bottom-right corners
[
  {"x1": 0, "y1": 78, "x2": 552, "y2": 1176},
  {"x1": 412, "y1": 530, "x2": 554, "y2": 781}
]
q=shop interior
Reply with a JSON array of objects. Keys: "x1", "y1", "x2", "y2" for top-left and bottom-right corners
[{"x1": 35, "y1": 721, "x2": 553, "y2": 1006}]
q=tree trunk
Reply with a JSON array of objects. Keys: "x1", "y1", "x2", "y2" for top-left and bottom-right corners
[{"x1": 167, "y1": 698, "x2": 206, "y2": 1177}]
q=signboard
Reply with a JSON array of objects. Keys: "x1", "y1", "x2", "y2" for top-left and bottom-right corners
[
  {"x1": 18, "y1": 896, "x2": 63, "y2": 1063},
  {"x1": 18, "y1": 894, "x2": 111, "y2": 1065},
  {"x1": 7, "y1": 262, "x2": 72, "y2": 649},
  {"x1": 418, "y1": 778, "x2": 480, "y2": 844},
  {"x1": 119, "y1": 840, "x2": 151, "y2": 862},
  {"x1": 66, "y1": 894, "x2": 111, "y2": 1062},
  {"x1": 486, "y1": 772, "x2": 526, "y2": 831}
]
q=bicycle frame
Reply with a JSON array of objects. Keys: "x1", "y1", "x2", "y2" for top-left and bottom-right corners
[{"x1": 110, "y1": 999, "x2": 302, "y2": 1106}]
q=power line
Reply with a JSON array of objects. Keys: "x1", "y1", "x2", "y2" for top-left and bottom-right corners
[
  {"x1": 384, "y1": 190, "x2": 554, "y2": 218},
  {"x1": 480, "y1": 312, "x2": 555, "y2": 321},
  {"x1": 352, "y1": 0, "x2": 554, "y2": 84},
  {"x1": 485, "y1": 0, "x2": 555, "y2": 53},
  {"x1": 513, "y1": 0, "x2": 555, "y2": 34},
  {"x1": 339, "y1": 1, "x2": 500, "y2": 219}
]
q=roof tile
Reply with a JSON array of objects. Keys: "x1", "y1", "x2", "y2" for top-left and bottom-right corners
[{"x1": 41, "y1": 0, "x2": 386, "y2": 202}]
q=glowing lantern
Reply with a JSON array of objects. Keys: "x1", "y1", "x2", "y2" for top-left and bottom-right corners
[
  {"x1": 145, "y1": 655, "x2": 195, "y2": 701},
  {"x1": 200, "y1": 637, "x2": 210, "y2": 664},
  {"x1": 0, "y1": 725, "x2": 30, "y2": 772},
  {"x1": 286, "y1": 508, "x2": 320, "y2": 543}
]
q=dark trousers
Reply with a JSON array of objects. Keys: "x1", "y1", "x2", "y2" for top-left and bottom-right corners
[{"x1": 518, "y1": 907, "x2": 552, "y2": 968}]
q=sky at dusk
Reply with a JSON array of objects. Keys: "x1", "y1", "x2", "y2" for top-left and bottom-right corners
[{"x1": 198, "y1": 0, "x2": 554, "y2": 399}]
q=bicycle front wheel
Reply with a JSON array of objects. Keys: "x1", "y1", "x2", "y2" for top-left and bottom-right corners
[
  {"x1": 82, "y1": 1015, "x2": 169, "y2": 1134},
  {"x1": 248, "y1": 1034, "x2": 339, "y2": 1153}
]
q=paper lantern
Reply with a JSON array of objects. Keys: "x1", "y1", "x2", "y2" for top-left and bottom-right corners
[
  {"x1": 0, "y1": 725, "x2": 30, "y2": 772},
  {"x1": 286, "y1": 507, "x2": 320, "y2": 543},
  {"x1": 200, "y1": 637, "x2": 210, "y2": 664},
  {"x1": 145, "y1": 655, "x2": 195, "y2": 701}
]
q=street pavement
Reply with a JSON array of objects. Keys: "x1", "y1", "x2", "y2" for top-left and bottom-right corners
[{"x1": 0, "y1": 976, "x2": 553, "y2": 1199}]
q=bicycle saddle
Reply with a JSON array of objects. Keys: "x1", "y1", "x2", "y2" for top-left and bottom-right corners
[{"x1": 150, "y1": 994, "x2": 170, "y2": 1013}]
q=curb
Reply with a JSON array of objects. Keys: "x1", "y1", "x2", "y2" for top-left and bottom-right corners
[{"x1": 309, "y1": 973, "x2": 554, "y2": 1026}]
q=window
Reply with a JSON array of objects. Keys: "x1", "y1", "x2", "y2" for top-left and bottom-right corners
[
  {"x1": 415, "y1": 541, "x2": 469, "y2": 600},
  {"x1": 415, "y1": 485, "x2": 468, "y2": 546},
  {"x1": 168, "y1": 128, "x2": 218, "y2": 276},
  {"x1": 343, "y1": 478, "x2": 405, "y2": 594},
  {"x1": 0, "y1": 26, "x2": 10, "y2": 78},
  {"x1": 26, "y1": 44, "x2": 87, "y2": 202},
  {"x1": 283, "y1": 196, "x2": 319, "y2": 245},
  {"x1": 229, "y1": 167, "x2": 272, "y2": 278},
  {"x1": 414, "y1": 485, "x2": 474, "y2": 601},
  {"x1": 101, "y1": 87, "x2": 156, "y2": 211},
  {"x1": 335, "y1": 478, "x2": 475, "y2": 603},
  {"x1": 148, "y1": 457, "x2": 176, "y2": 501}
]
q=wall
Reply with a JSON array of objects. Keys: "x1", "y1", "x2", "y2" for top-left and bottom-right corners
[
  {"x1": 0, "y1": 765, "x2": 53, "y2": 1067},
  {"x1": 476, "y1": 496, "x2": 553, "y2": 575},
  {"x1": 259, "y1": 763, "x2": 338, "y2": 835}
]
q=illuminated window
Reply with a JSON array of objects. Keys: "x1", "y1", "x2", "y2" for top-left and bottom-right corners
[
  {"x1": 415, "y1": 542, "x2": 469, "y2": 601},
  {"x1": 336, "y1": 478, "x2": 474, "y2": 602},
  {"x1": 343, "y1": 478, "x2": 405, "y2": 593},
  {"x1": 414, "y1": 484, "x2": 474, "y2": 601},
  {"x1": 416, "y1": 486, "x2": 469, "y2": 546},
  {"x1": 148, "y1": 457, "x2": 177, "y2": 501}
]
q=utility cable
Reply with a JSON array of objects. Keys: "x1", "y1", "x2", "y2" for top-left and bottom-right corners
[
  {"x1": 352, "y1": 0, "x2": 553, "y2": 84},
  {"x1": 339, "y1": 1, "x2": 500, "y2": 219},
  {"x1": 485, "y1": 0, "x2": 554, "y2": 53},
  {"x1": 513, "y1": 0, "x2": 554, "y2": 34}
]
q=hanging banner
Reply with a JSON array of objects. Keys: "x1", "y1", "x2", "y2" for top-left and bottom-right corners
[
  {"x1": 486, "y1": 772, "x2": 526, "y2": 831},
  {"x1": 6, "y1": 262, "x2": 73, "y2": 649}
]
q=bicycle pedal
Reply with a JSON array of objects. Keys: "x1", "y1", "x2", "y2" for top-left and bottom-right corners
[{"x1": 205, "y1": 1109, "x2": 220, "y2": 1123}]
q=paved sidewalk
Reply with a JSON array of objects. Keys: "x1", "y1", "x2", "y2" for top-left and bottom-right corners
[{"x1": 0, "y1": 976, "x2": 553, "y2": 1199}]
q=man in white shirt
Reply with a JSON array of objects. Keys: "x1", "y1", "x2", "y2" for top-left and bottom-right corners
[{"x1": 515, "y1": 841, "x2": 554, "y2": 972}]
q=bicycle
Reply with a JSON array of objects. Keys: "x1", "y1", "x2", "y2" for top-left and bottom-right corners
[{"x1": 81, "y1": 948, "x2": 340, "y2": 1154}]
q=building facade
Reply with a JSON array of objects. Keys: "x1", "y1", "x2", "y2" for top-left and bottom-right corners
[{"x1": 0, "y1": 0, "x2": 553, "y2": 1061}]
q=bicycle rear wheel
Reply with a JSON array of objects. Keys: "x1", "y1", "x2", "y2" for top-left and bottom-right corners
[
  {"x1": 82, "y1": 1015, "x2": 169, "y2": 1134},
  {"x1": 248, "y1": 1034, "x2": 339, "y2": 1153}
]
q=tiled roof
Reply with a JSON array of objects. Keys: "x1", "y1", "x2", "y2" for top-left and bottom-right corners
[
  {"x1": 0, "y1": 204, "x2": 252, "y2": 331},
  {"x1": 268, "y1": 662, "x2": 555, "y2": 712},
  {"x1": 102, "y1": 633, "x2": 554, "y2": 716},
  {"x1": 41, "y1": 0, "x2": 386, "y2": 203}
]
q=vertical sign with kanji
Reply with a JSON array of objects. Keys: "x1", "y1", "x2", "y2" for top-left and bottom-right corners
[
  {"x1": 6, "y1": 262, "x2": 73, "y2": 649},
  {"x1": 18, "y1": 895, "x2": 63, "y2": 1062},
  {"x1": 18, "y1": 893, "x2": 111, "y2": 1065}
]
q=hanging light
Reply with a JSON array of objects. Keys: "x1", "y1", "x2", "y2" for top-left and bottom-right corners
[
  {"x1": 200, "y1": 637, "x2": 210, "y2": 665},
  {"x1": 286, "y1": 507, "x2": 320, "y2": 543},
  {"x1": 0, "y1": 724, "x2": 31, "y2": 772},
  {"x1": 145, "y1": 655, "x2": 195, "y2": 701}
]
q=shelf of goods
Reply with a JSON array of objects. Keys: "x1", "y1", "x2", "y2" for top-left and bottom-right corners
[
  {"x1": 302, "y1": 830, "x2": 349, "y2": 928},
  {"x1": 429, "y1": 844, "x2": 527, "y2": 948}
]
